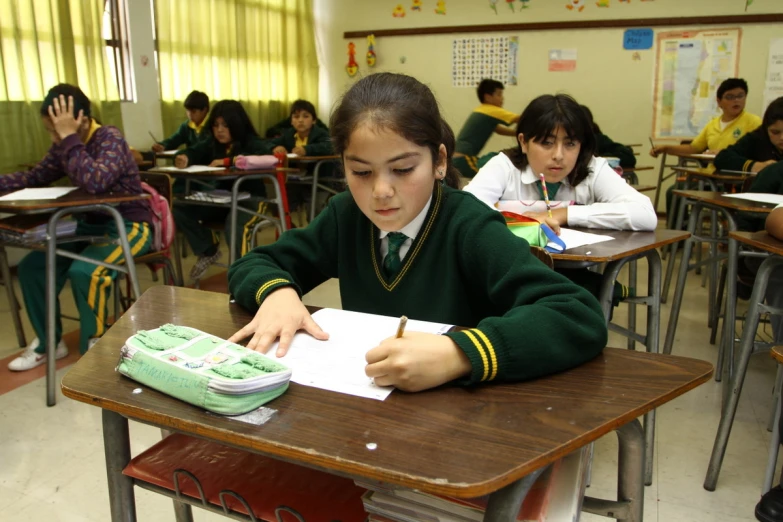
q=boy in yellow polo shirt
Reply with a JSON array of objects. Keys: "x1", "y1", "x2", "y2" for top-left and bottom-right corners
[
  {"x1": 453, "y1": 79, "x2": 520, "y2": 181},
  {"x1": 649, "y1": 78, "x2": 761, "y2": 216}
]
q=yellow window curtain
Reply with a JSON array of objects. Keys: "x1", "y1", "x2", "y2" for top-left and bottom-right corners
[
  {"x1": 0, "y1": 0, "x2": 123, "y2": 174},
  {"x1": 155, "y1": 0, "x2": 319, "y2": 138}
]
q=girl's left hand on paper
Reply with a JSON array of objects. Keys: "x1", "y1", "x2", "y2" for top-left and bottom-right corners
[
  {"x1": 524, "y1": 210, "x2": 564, "y2": 234},
  {"x1": 208, "y1": 159, "x2": 225, "y2": 168},
  {"x1": 228, "y1": 287, "x2": 329, "y2": 357},
  {"x1": 174, "y1": 154, "x2": 189, "y2": 168},
  {"x1": 48, "y1": 95, "x2": 83, "y2": 140},
  {"x1": 365, "y1": 332, "x2": 471, "y2": 392},
  {"x1": 291, "y1": 146, "x2": 307, "y2": 156}
]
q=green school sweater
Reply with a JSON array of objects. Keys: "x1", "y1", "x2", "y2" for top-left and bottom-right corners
[
  {"x1": 160, "y1": 120, "x2": 208, "y2": 150},
  {"x1": 714, "y1": 130, "x2": 782, "y2": 172},
  {"x1": 184, "y1": 135, "x2": 268, "y2": 166},
  {"x1": 228, "y1": 183, "x2": 608, "y2": 385},
  {"x1": 596, "y1": 132, "x2": 636, "y2": 168},
  {"x1": 738, "y1": 161, "x2": 783, "y2": 231},
  {"x1": 263, "y1": 126, "x2": 333, "y2": 156}
]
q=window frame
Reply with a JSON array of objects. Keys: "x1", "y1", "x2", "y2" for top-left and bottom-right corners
[{"x1": 104, "y1": 0, "x2": 136, "y2": 102}]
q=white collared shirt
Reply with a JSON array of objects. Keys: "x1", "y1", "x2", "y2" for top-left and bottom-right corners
[
  {"x1": 379, "y1": 196, "x2": 432, "y2": 261},
  {"x1": 463, "y1": 153, "x2": 658, "y2": 231}
]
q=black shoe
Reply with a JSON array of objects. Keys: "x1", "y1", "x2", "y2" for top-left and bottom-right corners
[{"x1": 756, "y1": 485, "x2": 783, "y2": 522}]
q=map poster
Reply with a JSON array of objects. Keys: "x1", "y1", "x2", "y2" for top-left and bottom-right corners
[
  {"x1": 652, "y1": 28, "x2": 741, "y2": 139},
  {"x1": 452, "y1": 36, "x2": 519, "y2": 88}
]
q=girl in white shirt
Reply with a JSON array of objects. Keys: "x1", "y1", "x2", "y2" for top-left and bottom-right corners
[{"x1": 464, "y1": 94, "x2": 657, "y2": 232}]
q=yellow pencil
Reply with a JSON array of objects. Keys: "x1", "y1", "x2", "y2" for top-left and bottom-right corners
[
  {"x1": 540, "y1": 173, "x2": 553, "y2": 218},
  {"x1": 395, "y1": 316, "x2": 408, "y2": 338}
]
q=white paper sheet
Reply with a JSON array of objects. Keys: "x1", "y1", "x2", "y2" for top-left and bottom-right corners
[
  {"x1": 286, "y1": 153, "x2": 299, "y2": 158},
  {"x1": 722, "y1": 193, "x2": 783, "y2": 205},
  {"x1": 0, "y1": 187, "x2": 78, "y2": 201},
  {"x1": 156, "y1": 165, "x2": 226, "y2": 173},
  {"x1": 690, "y1": 153, "x2": 716, "y2": 160},
  {"x1": 159, "y1": 150, "x2": 180, "y2": 156},
  {"x1": 272, "y1": 308, "x2": 452, "y2": 400},
  {"x1": 551, "y1": 228, "x2": 615, "y2": 252}
]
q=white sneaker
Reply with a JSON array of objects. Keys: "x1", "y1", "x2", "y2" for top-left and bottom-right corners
[{"x1": 7, "y1": 338, "x2": 69, "y2": 372}]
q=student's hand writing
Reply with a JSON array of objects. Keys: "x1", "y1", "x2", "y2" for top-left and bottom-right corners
[
  {"x1": 209, "y1": 159, "x2": 226, "y2": 168},
  {"x1": 649, "y1": 146, "x2": 667, "y2": 158},
  {"x1": 48, "y1": 95, "x2": 84, "y2": 140},
  {"x1": 752, "y1": 159, "x2": 778, "y2": 173},
  {"x1": 524, "y1": 210, "x2": 564, "y2": 234},
  {"x1": 174, "y1": 154, "x2": 189, "y2": 168},
  {"x1": 228, "y1": 287, "x2": 329, "y2": 357},
  {"x1": 365, "y1": 332, "x2": 471, "y2": 392},
  {"x1": 151, "y1": 143, "x2": 165, "y2": 153},
  {"x1": 291, "y1": 146, "x2": 307, "y2": 156},
  {"x1": 273, "y1": 146, "x2": 288, "y2": 156}
]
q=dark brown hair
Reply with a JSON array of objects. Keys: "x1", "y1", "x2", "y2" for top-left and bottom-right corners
[
  {"x1": 503, "y1": 94, "x2": 596, "y2": 187},
  {"x1": 329, "y1": 72, "x2": 460, "y2": 189}
]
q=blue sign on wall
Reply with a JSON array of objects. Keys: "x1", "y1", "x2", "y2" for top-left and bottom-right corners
[{"x1": 624, "y1": 28, "x2": 654, "y2": 50}]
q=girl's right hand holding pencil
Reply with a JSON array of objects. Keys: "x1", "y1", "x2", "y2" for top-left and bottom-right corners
[{"x1": 228, "y1": 287, "x2": 329, "y2": 357}]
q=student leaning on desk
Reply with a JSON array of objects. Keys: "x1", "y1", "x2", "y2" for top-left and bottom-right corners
[
  {"x1": 714, "y1": 96, "x2": 783, "y2": 173},
  {"x1": 0, "y1": 84, "x2": 152, "y2": 372},
  {"x1": 172, "y1": 100, "x2": 269, "y2": 280},
  {"x1": 463, "y1": 93, "x2": 655, "y2": 308},
  {"x1": 227, "y1": 73, "x2": 607, "y2": 392},
  {"x1": 151, "y1": 90, "x2": 210, "y2": 153}
]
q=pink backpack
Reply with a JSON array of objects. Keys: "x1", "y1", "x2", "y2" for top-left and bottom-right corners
[{"x1": 141, "y1": 182, "x2": 175, "y2": 252}]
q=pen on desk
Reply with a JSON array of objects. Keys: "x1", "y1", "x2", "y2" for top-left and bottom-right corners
[
  {"x1": 395, "y1": 316, "x2": 408, "y2": 338},
  {"x1": 148, "y1": 131, "x2": 160, "y2": 144},
  {"x1": 539, "y1": 173, "x2": 553, "y2": 219}
]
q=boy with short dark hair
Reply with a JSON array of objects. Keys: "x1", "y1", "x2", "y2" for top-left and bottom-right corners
[
  {"x1": 453, "y1": 79, "x2": 520, "y2": 179},
  {"x1": 264, "y1": 100, "x2": 332, "y2": 157},
  {"x1": 152, "y1": 90, "x2": 210, "y2": 152}
]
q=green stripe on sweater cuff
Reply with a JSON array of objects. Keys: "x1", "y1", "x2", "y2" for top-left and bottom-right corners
[{"x1": 445, "y1": 328, "x2": 498, "y2": 384}]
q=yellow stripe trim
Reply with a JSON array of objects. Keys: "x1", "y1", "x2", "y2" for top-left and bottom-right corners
[
  {"x1": 463, "y1": 330, "x2": 490, "y2": 382},
  {"x1": 255, "y1": 278, "x2": 290, "y2": 305},
  {"x1": 472, "y1": 329, "x2": 498, "y2": 381},
  {"x1": 370, "y1": 183, "x2": 443, "y2": 292},
  {"x1": 87, "y1": 223, "x2": 140, "y2": 309}
]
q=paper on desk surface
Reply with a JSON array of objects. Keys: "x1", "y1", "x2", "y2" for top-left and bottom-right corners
[
  {"x1": 552, "y1": 228, "x2": 615, "y2": 251},
  {"x1": 722, "y1": 193, "x2": 783, "y2": 205},
  {"x1": 272, "y1": 308, "x2": 452, "y2": 400},
  {"x1": 156, "y1": 165, "x2": 226, "y2": 173},
  {"x1": 286, "y1": 153, "x2": 299, "y2": 158},
  {"x1": 0, "y1": 187, "x2": 78, "y2": 201}
]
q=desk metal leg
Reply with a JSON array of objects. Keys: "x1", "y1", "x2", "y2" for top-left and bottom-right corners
[
  {"x1": 103, "y1": 410, "x2": 137, "y2": 522},
  {"x1": 483, "y1": 467, "x2": 546, "y2": 521},
  {"x1": 309, "y1": 160, "x2": 325, "y2": 223},
  {"x1": 643, "y1": 250, "x2": 662, "y2": 486},
  {"x1": 583, "y1": 419, "x2": 645, "y2": 522},
  {"x1": 704, "y1": 256, "x2": 783, "y2": 491},
  {"x1": 716, "y1": 216, "x2": 740, "y2": 385},
  {"x1": 662, "y1": 196, "x2": 689, "y2": 304},
  {"x1": 662, "y1": 201, "x2": 701, "y2": 356},
  {"x1": 0, "y1": 246, "x2": 26, "y2": 347},
  {"x1": 627, "y1": 260, "x2": 637, "y2": 351},
  {"x1": 653, "y1": 153, "x2": 667, "y2": 214}
]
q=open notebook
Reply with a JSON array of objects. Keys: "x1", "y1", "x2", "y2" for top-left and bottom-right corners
[{"x1": 270, "y1": 309, "x2": 452, "y2": 400}]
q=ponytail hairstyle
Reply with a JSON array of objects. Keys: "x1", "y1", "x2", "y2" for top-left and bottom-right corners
[
  {"x1": 330, "y1": 72, "x2": 460, "y2": 189},
  {"x1": 504, "y1": 94, "x2": 597, "y2": 187}
]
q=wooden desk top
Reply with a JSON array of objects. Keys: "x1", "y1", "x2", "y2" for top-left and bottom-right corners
[
  {"x1": 671, "y1": 167, "x2": 747, "y2": 181},
  {"x1": 728, "y1": 230, "x2": 783, "y2": 257},
  {"x1": 552, "y1": 228, "x2": 690, "y2": 263},
  {"x1": 623, "y1": 166, "x2": 654, "y2": 172},
  {"x1": 771, "y1": 346, "x2": 783, "y2": 365},
  {"x1": 672, "y1": 190, "x2": 777, "y2": 214},
  {"x1": 61, "y1": 286, "x2": 712, "y2": 498},
  {"x1": 0, "y1": 190, "x2": 147, "y2": 212},
  {"x1": 148, "y1": 167, "x2": 294, "y2": 178},
  {"x1": 287, "y1": 155, "x2": 340, "y2": 163}
]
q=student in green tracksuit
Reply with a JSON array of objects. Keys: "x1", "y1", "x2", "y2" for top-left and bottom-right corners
[
  {"x1": 152, "y1": 90, "x2": 210, "y2": 152},
  {"x1": 581, "y1": 105, "x2": 636, "y2": 169},
  {"x1": 227, "y1": 73, "x2": 606, "y2": 392},
  {"x1": 714, "y1": 96, "x2": 783, "y2": 173},
  {"x1": 172, "y1": 100, "x2": 269, "y2": 280}
]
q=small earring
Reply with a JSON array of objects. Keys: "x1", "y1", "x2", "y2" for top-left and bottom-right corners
[{"x1": 438, "y1": 169, "x2": 444, "y2": 178}]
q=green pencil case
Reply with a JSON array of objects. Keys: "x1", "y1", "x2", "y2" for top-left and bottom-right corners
[{"x1": 116, "y1": 324, "x2": 292, "y2": 415}]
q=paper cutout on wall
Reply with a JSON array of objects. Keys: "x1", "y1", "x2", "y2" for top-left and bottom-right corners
[
  {"x1": 519, "y1": 0, "x2": 531, "y2": 8},
  {"x1": 452, "y1": 36, "x2": 518, "y2": 87},
  {"x1": 596, "y1": 0, "x2": 609, "y2": 6},
  {"x1": 632, "y1": 51, "x2": 641, "y2": 61},
  {"x1": 549, "y1": 49, "x2": 577, "y2": 71},
  {"x1": 624, "y1": 28, "x2": 654, "y2": 50},
  {"x1": 392, "y1": 4, "x2": 406, "y2": 16},
  {"x1": 746, "y1": 0, "x2": 754, "y2": 11},
  {"x1": 506, "y1": 0, "x2": 515, "y2": 11},
  {"x1": 367, "y1": 35, "x2": 377, "y2": 67},
  {"x1": 566, "y1": 0, "x2": 585, "y2": 11},
  {"x1": 346, "y1": 42, "x2": 358, "y2": 77},
  {"x1": 435, "y1": 0, "x2": 446, "y2": 14},
  {"x1": 411, "y1": 0, "x2": 422, "y2": 11},
  {"x1": 489, "y1": 0, "x2": 498, "y2": 13}
]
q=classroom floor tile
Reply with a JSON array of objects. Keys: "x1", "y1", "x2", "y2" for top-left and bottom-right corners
[{"x1": 0, "y1": 230, "x2": 776, "y2": 521}]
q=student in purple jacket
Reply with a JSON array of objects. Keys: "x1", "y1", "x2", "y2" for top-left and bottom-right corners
[{"x1": 0, "y1": 84, "x2": 152, "y2": 372}]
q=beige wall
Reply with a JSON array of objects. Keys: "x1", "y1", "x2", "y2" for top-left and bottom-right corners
[{"x1": 313, "y1": 0, "x2": 783, "y2": 209}]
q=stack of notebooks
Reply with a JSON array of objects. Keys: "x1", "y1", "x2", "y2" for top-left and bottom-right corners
[
  {"x1": 359, "y1": 448, "x2": 589, "y2": 522},
  {"x1": 184, "y1": 190, "x2": 251, "y2": 204},
  {"x1": 0, "y1": 215, "x2": 77, "y2": 245}
]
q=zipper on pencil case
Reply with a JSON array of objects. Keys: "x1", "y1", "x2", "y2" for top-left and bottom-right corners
[
  {"x1": 115, "y1": 343, "x2": 139, "y2": 371},
  {"x1": 207, "y1": 369, "x2": 292, "y2": 395}
]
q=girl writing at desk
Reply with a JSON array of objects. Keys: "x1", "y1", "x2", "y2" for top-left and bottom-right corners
[
  {"x1": 227, "y1": 73, "x2": 607, "y2": 392},
  {"x1": 714, "y1": 96, "x2": 783, "y2": 173},
  {"x1": 1, "y1": 84, "x2": 151, "y2": 371}
]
